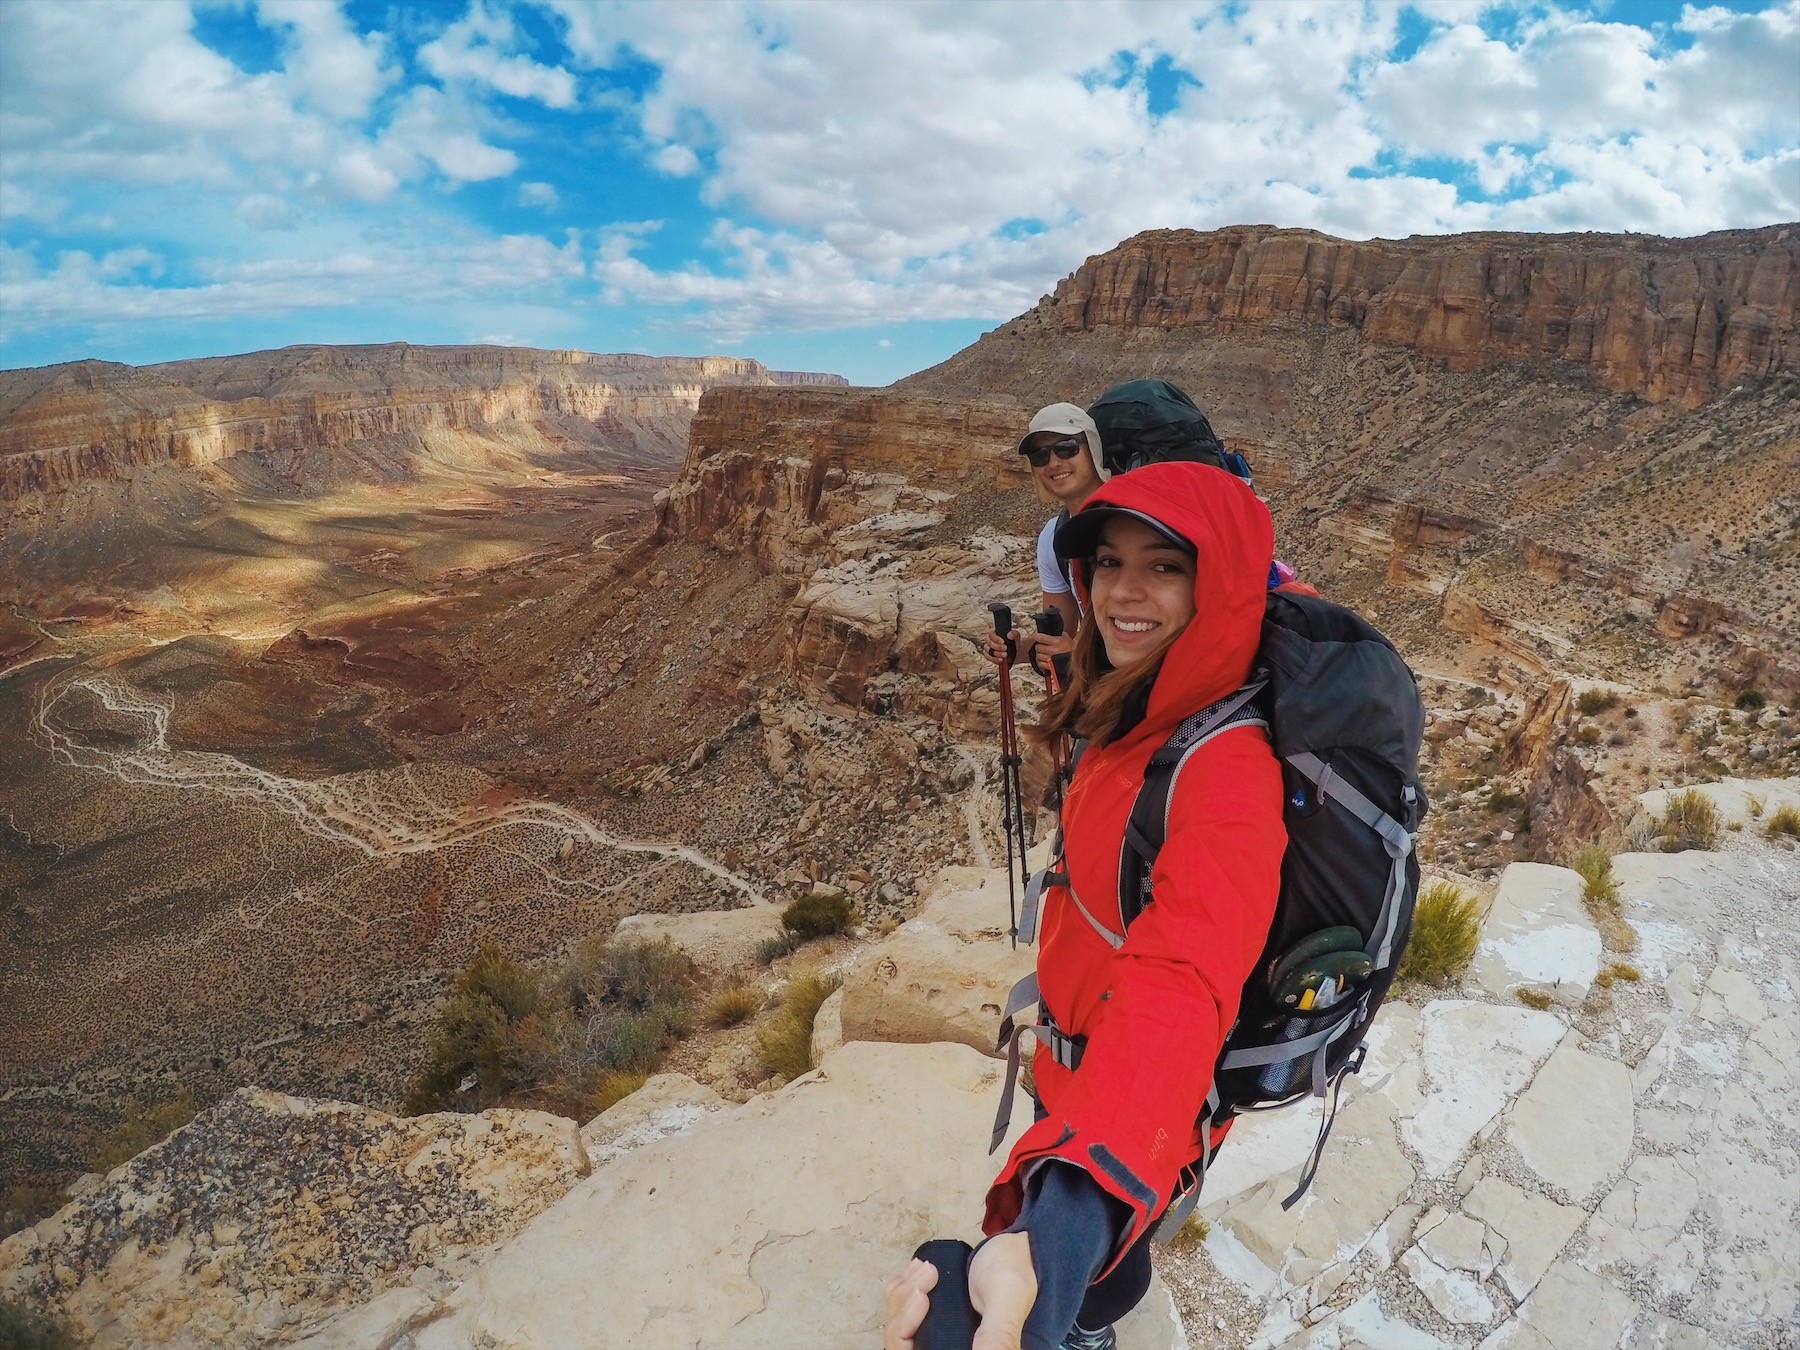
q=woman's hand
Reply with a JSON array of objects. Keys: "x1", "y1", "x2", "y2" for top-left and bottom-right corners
[
  {"x1": 970, "y1": 1231, "x2": 1037, "y2": 1350},
  {"x1": 882, "y1": 1258, "x2": 938, "y2": 1350},
  {"x1": 983, "y1": 628, "x2": 1028, "y2": 666},
  {"x1": 1028, "y1": 630, "x2": 1072, "y2": 676},
  {"x1": 881, "y1": 1233, "x2": 1037, "y2": 1350}
]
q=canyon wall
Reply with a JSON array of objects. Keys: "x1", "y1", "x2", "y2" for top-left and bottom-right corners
[
  {"x1": 0, "y1": 345, "x2": 846, "y2": 500},
  {"x1": 977, "y1": 225, "x2": 1798, "y2": 407}
]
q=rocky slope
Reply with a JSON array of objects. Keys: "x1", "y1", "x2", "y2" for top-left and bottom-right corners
[
  {"x1": 5, "y1": 778, "x2": 1795, "y2": 1348},
  {"x1": 897, "y1": 224, "x2": 1800, "y2": 708}
]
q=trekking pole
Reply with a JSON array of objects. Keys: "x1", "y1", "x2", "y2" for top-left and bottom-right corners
[
  {"x1": 1032, "y1": 608, "x2": 1068, "y2": 816},
  {"x1": 988, "y1": 602, "x2": 1024, "y2": 949}
]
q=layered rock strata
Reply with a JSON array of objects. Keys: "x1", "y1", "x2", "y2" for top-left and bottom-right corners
[
  {"x1": 0, "y1": 344, "x2": 846, "y2": 501},
  {"x1": 1006, "y1": 224, "x2": 1798, "y2": 406}
]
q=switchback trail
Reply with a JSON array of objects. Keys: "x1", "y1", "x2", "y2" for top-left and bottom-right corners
[{"x1": 32, "y1": 673, "x2": 768, "y2": 905}]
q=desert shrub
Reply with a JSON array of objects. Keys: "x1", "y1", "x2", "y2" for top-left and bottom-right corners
[
  {"x1": 1735, "y1": 689, "x2": 1766, "y2": 712},
  {"x1": 781, "y1": 891, "x2": 853, "y2": 940},
  {"x1": 1396, "y1": 880, "x2": 1481, "y2": 989},
  {"x1": 705, "y1": 978, "x2": 762, "y2": 1028},
  {"x1": 1515, "y1": 988, "x2": 1553, "y2": 1010},
  {"x1": 1767, "y1": 805, "x2": 1800, "y2": 840},
  {"x1": 406, "y1": 938, "x2": 697, "y2": 1116},
  {"x1": 0, "y1": 1297, "x2": 79, "y2": 1350},
  {"x1": 1573, "y1": 725, "x2": 1603, "y2": 745},
  {"x1": 1486, "y1": 789, "x2": 1525, "y2": 814},
  {"x1": 756, "y1": 932, "x2": 802, "y2": 965},
  {"x1": 754, "y1": 973, "x2": 842, "y2": 1082},
  {"x1": 1654, "y1": 789, "x2": 1719, "y2": 852},
  {"x1": 91, "y1": 1092, "x2": 197, "y2": 1174},
  {"x1": 590, "y1": 1070, "x2": 648, "y2": 1115},
  {"x1": 404, "y1": 943, "x2": 547, "y2": 1114},
  {"x1": 1570, "y1": 841, "x2": 1636, "y2": 952},
  {"x1": 1576, "y1": 689, "x2": 1620, "y2": 716}
]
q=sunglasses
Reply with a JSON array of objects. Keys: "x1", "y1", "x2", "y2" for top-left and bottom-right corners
[{"x1": 1021, "y1": 436, "x2": 1085, "y2": 468}]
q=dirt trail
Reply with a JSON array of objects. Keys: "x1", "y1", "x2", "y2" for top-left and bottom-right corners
[{"x1": 34, "y1": 673, "x2": 768, "y2": 904}]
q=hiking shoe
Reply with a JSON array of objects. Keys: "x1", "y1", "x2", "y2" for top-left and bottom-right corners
[{"x1": 1058, "y1": 1324, "x2": 1117, "y2": 1350}]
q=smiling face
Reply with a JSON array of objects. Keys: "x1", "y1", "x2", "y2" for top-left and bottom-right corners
[
  {"x1": 1088, "y1": 514, "x2": 1198, "y2": 668},
  {"x1": 1024, "y1": 430, "x2": 1102, "y2": 506}
]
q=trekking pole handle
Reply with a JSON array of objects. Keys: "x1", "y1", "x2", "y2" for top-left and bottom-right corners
[
  {"x1": 987, "y1": 602, "x2": 1016, "y2": 666},
  {"x1": 1033, "y1": 608, "x2": 1063, "y2": 638}
]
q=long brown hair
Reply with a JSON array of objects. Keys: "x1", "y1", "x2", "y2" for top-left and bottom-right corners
[{"x1": 1029, "y1": 586, "x2": 1187, "y2": 747}]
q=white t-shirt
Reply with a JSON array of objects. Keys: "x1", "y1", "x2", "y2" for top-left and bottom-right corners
[{"x1": 1036, "y1": 516, "x2": 1074, "y2": 598}]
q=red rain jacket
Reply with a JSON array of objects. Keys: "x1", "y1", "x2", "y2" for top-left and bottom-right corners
[{"x1": 982, "y1": 463, "x2": 1287, "y2": 1268}]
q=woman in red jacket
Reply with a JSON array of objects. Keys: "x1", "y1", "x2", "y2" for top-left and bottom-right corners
[{"x1": 886, "y1": 462, "x2": 1287, "y2": 1350}]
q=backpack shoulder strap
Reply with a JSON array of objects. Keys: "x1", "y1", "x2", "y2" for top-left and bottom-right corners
[
  {"x1": 1119, "y1": 678, "x2": 1269, "y2": 927},
  {"x1": 1053, "y1": 508, "x2": 1073, "y2": 594}
]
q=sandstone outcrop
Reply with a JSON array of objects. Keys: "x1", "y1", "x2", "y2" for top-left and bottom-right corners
[
  {"x1": 997, "y1": 225, "x2": 1798, "y2": 407},
  {"x1": 0, "y1": 1089, "x2": 589, "y2": 1348},
  {"x1": 0, "y1": 345, "x2": 845, "y2": 502},
  {"x1": 410, "y1": 1040, "x2": 1182, "y2": 1349}
]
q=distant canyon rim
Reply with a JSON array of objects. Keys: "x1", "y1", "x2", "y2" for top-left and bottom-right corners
[{"x1": 1, "y1": 222, "x2": 1796, "y2": 1206}]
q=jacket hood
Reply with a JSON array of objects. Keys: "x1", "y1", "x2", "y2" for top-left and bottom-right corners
[{"x1": 1065, "y1": 462, "x2": 1272, "y2": 742}]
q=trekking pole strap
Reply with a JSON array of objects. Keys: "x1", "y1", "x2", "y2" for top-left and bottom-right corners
[{"x1": 1286, "y1": 751, "x2": 1414, "y2": 969}]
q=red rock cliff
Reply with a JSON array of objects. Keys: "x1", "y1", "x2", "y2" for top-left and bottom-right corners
[
  {"x1": 0, "y1": 344, "x2": 846, "y2": 501},
  {"x1": 1019, "y1": 225, "x2": 1797, "y2": 406}
]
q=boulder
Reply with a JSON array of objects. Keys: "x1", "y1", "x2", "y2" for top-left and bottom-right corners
[
  {"x1": 838, "y1": 865, "x2": 1035, "y2": 1055},
  {"x1": 409, "y1": 1041, "x2": 1183, "y2": 1348},
  {"x1": 579, "y1": 1073, "x2": 727, "y2": 1164},
  {"x1": 1467, "y1": 862, "x2": 1600, "y2": 1004},
  {"x1": 613, "y1": 904, "x2": 784, "y2": 973}
]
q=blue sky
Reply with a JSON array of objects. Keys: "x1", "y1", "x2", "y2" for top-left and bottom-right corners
[{"x1": 2, "y1": 0, "x2": 1796, "y2": 386}]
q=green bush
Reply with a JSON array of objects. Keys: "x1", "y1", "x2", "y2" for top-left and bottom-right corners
[
  {"x1": 405, "y1": 937, "x2": 697, "y2": 1117},
  {"x1": 1767, "y1": 805, "x2": 1800, "y2": 840},
  {"x1": 756, "y1": 932, "x2": 802, "y2": 965},
  {"x1": 1734, "y1": 689, "x2": 1766, "y2": 711},
  {"x1": 781, "y1": 891, "x2": 853, "y2": 940},
  {"x1": 754, "y1": 974, "x2": 842, "y2": 1082},
  {"x1": 1576, "y1": 689, "x2": 1620, "y2": 716},
  {"x1": 0, "y1": 1297, "x2": 79, "y2": 1350},
  {"x1": 1396, "y1": 880, "x2": 1481, "y2": 989},
  {"x1": 1654, "y1": 789, "x2": 1719, "y2": 853},
  {"x1": 91, "y1": 1092, "x2": 197, "y2": 1174}
]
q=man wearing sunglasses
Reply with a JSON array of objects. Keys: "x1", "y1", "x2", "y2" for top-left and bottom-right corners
[{"x1": 983, "y1": 403, "x2": 1109, "y2": 671}]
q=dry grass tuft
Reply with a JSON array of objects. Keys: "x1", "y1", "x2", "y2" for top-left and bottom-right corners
[
  {"x1": 1515, "y1": 988, "x2": 1553, "y2": 1010},
  {"x1": 756, "y1": 932, "x2": 802, "y2": 965},
  {"x1": 1396, "y1": 880, "x2": 1481, "y2": 989},
  {"x1": 705, "y1": 977, "x2": 763, "y2": 1028},
  {"x1": 1167, "y1": 1214, "x2": 1211, "y2": 1252},
  {"x1": 1570, "y1": 841, "x2": 1636, "y2": 952},
  {"x1": 1653, "y1": 789, "x2": 1719, "y2": 852},
  {"x1": 590, "y1": 1070, "x2": 648, "y2": 1115},
  {"x1": 754, "y1": 973, "x2": 843, "y2": 1082},
  {"x1": 1766, "y1": 805, "x2": 1800, "y2": 841}
]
